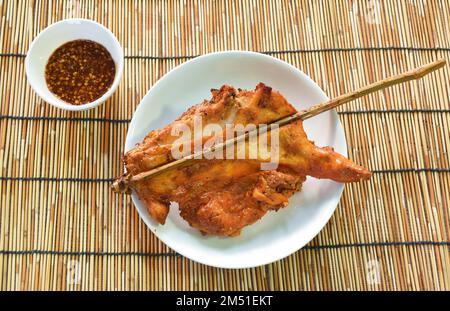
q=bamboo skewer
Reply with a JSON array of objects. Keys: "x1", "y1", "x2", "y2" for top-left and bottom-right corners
[{"x1": 111, "y1": 59, "x2": 446, "y2": 194}]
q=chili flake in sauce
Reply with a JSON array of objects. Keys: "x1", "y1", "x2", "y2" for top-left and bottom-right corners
[{"x1": 45, "y1": 39, "x2": 116, "y2": 105}]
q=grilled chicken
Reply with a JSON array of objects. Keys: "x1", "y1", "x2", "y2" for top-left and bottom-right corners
[{"x1": 116, "y1": 83, "x2": 371, "y2": 236}]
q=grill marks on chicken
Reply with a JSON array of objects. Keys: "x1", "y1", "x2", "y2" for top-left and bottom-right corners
[{"x1": 120, "y1": 83, "x2": 371, "y2": 236}]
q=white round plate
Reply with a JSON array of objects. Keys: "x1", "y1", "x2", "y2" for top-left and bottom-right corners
[{"x1": 126, "y1": 51, "x2": 346, "y2": 269}]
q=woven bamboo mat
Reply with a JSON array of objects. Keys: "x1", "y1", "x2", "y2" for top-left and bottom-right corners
[{"x1": 1, "y1": 0, "x2": 449, "y2": 291}]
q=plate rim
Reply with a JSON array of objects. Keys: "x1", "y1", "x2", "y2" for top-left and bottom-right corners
[{"x1": 125, "y1": 50, "x2": 345, "y2": 268}]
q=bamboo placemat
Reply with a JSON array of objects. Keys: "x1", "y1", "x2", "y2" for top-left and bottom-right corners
[{"x1": 1, "y1": 0, "x2": 449, "y2": 290}]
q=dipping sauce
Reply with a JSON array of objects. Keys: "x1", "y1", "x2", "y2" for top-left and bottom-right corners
[{"x1": 45, "y1": 39, "x2": 116, "y2": 105}]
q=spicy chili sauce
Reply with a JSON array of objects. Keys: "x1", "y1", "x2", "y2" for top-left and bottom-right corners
[{"x1": 45, "y1": 39, "x2": 116, "y2": 105}]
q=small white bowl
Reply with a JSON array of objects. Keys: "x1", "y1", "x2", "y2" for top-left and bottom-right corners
[{"x1": 25, "y1": 19, "x2": 124, "y2": 111}]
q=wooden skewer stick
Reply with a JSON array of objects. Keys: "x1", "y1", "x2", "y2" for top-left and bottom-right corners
[{"x1": 112, "y1": 58, "x2": 446, "y2": 194}]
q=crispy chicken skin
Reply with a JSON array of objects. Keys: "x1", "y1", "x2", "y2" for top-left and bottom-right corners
[
  {"x1": 119, "y1": 83, "x2": 371, "y2": 236},
  {"x1": 175, "y1": 169, "x2": 305, "y2": 236}
]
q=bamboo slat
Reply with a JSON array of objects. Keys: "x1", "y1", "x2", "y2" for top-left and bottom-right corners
[{"x1": 0, "y1": 0, "x2": 449, "y2": 290}]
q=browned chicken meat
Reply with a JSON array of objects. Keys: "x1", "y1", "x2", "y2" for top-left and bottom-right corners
[{"x1": 115, "y1": 83, "x2": 371, "y2": 236}]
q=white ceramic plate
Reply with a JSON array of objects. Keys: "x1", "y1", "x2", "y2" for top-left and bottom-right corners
[{"x1": 125, "y1": 51, "x2": 346, "y2": 268}]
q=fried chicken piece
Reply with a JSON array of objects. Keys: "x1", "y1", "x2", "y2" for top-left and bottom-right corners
[
  {"x1": 175, "y1": 170, "x2": 305, "y2": 236},
  {"x1": 117, "y1": 83, "x2": 371, "y2": 236},
  {"x1": 124, "y1": 83, "x2": 296, "y2": 174}
]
